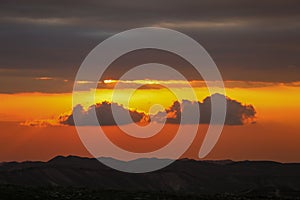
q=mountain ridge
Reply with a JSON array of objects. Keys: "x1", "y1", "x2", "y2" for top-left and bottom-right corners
[{"x1": 1, "y1": 155, "x2": 300, "y2": 197}]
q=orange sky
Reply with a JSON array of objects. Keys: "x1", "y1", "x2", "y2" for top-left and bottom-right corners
[{"x1": 0, "y1": 81, "x2": 300, "y2": 162}]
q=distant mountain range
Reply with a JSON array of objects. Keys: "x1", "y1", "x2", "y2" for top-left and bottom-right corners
[{"x1": 1, "y1": 156, "x2": 300, "y2": 198}]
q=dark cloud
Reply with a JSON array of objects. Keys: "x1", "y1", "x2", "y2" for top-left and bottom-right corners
[
  {"x1": 152, "y1": 94, "x2": 256, "y2": 125},
  {"x1": 60, "y1": 102, "x2": 147, "y2": 126},
  {"x1": 1, "y1": 0, "x2": 298, "y2": 25},
  {"x1": 0, "y1": 0, "x2": 299, "y2": 93}
]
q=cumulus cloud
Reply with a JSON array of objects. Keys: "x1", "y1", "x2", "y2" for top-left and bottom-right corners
[
  {"x1": 60, "y1": 101, "x2": 148, "y2": 126},
  {"x1": 61, "y1": 94, "x2": 256, "y2": 126},
  {"x1": 152, "y1": 94, "x2": 256, "y2": 125}
]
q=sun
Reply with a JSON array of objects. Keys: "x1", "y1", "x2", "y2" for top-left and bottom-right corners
[{"x1": 103, "y1": 79, "x2": 116, "y2": 84}]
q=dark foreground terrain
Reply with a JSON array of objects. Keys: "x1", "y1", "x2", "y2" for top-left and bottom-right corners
[
  {"x1": 0, "y1": 156, "x2": 300, "y2": 199},
  {"x1": 1, "y1": 184, "x2": 299, "y2": 200}
]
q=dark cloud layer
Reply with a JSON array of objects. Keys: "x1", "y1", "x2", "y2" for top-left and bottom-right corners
[
  {"x1": 1, "y1": 0, "x2": 299, "y2": 24},
  {"x1": 61, "y1": 94, "x2": 256, "y2": 126},
  {"x1": 0, "y1": 0, "x2": 299, "y2": 93}
]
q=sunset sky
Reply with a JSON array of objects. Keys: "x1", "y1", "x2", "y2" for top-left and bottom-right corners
[{"x1": 0, "y1": 0, "x2": 299, "y2": 163}]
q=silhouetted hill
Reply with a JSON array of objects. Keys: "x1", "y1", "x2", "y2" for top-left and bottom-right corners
[{"x1": 1, "y1": 156, "x2": 300, "y2": 199}]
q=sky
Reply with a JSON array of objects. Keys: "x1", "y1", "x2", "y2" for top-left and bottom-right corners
[{"x1": 0, "y1": 0, "x2": 300, "y2": 162}]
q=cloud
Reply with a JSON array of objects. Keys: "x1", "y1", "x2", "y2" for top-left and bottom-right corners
[
  {"x1": 152, "y1": 94, "x2": 256, "y2": 125},
  {"x1": 61, "y1": 94, "x2": 256, "y2": 126},
  {"x1": 97, "y1": 80, "x2": 300, "y2": 90},
  {"x1": 60, "y1": 101, "x2": 148, "y2": 126},
  {"x1": 20, "y1": 119, "x2": 63, "y2": 127},
  {"x1": 0, "y1": 0, "x2": 299, "y2": 93},
  {"x1": 1, "y1": 0, "x2": 298, "y2": 26}
]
